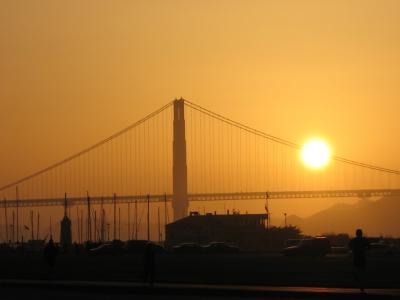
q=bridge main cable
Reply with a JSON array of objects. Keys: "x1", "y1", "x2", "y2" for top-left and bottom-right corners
[
  {"x1": 184, "y1": 100, "x2": 400, "y2": 176},
  {"x1": 0, "y1": 101, "x2": 174, "y2": 192}
]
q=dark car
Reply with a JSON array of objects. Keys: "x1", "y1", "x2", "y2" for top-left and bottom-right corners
[
  {"x1": 125, "y1": 240, "x2": 166, "y2": 254},
  {"x1": 285, "y1": 239, "x2": 301, "y2": 247},
  {"x1": 25, "y1": 240, "x2": 46, "y2": 254},
  {"x1": 0, "y1": 244, "x2": 14, "y2": 254},
  {"x1": 202, "y1": 242, "x2": 240, "y2": 254},
  {"x1": 89, "y1": 243, "x2": 122, "y2": 255},
  {"x1": 368, "y1": 242, "x2": 398, "y2": 256},
  {"x1": 331, "y1": 246, "x2": 349, "y2": 254},
  {"x1": 172, "y1": 243, "x2": 203, "y2": 254},
  {"x1": 283, "y1": 237, "x2": 331, "y2": 257},
  {"x1": 125, "y1": 240, "x2": 150, "y2": 254}
]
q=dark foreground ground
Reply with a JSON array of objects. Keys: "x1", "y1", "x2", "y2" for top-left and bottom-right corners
[
  {"x1": 0, "y1": 252, "x2": 399, "y2": 289},
  {"x1": 1, "y1": 280, "x2": 400, "y2": 300}
]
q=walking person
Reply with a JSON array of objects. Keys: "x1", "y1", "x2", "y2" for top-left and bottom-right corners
[
  {"x1": 143, "y1": 242, "x2": 156, "y2": 285},
  {"x1": 348, "y1": 229, "x2": 369, "y2": 292}
]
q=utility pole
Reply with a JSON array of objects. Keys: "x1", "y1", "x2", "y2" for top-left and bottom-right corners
[
  {"x1": 94, "y1": 210, "x2": 97, "y2": 242},
  {"x1": 37, "y1": 213, "x2": 40, "y2": 240},
  {"x1": 118, "y1": 207, "x2": 121, "y2": 240},
  {"x1": 80, "y1": 210, "x2": 83, "y2": 243},
  {"x1": 164, "y1": 193, "x2": 167, "y2": 226},
  {"x1": 158, "y1": 207, "x2": 161, "y2": 243},
  {"x1": 128, "y1": 202, "x2": 131, "y2": 240},
  {"x1": 164, "y1": 193, "x2": 167, "y2": 245},
  {"x1": 113, "y1": 193, "x2": 116, "y2": 241},
  {"x1": 147, "y1": 194, "x2": 150, "y2": 241},
  {"x1": 50, "y1": 216, "x2": 52, "y2": 237},
  {"x1": 64, "y1": 193, "x2": 68, "y2": 217},
  {"x1": 100, "y1": 197, "x2": 104, "y2": 242},
  {"x1": 265, "y1": 192, "x2": 270, "y2": 229},
  {"x1": 102, "y1": 209, "x2": 106, "y2": 241},
  {"x1": 30, "y1": 211, "x2": 34, "y2": 240},
  {"x1": 87, "y1": 192, "x2": 91, "y2": 242},
  {"x1": 12, "y1": 210, "x2": 15, "y2": 244},
  {"x1": 4, "y1": 199, "x2": 8, "y2": 243},
  {"x1": 76, "y1": 207, "x2": 80, "y2": 244},
  {"x1": 16, "y1": 186, "x2": 19, "y2": 243},
  {"x1": 284, "y1": 213, "x2": 287, "y2": 228},
  {"x1": 135, "y1": 198, "x2": 138, "y2": 240}
]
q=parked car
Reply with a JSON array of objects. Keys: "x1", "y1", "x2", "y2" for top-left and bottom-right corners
[
  {"x1": 173, "y1": 243, "x2": 203, "y2": 254},
  {"x1": 331, "y1": 246, "x2": 349, "y2": 254},
  {"x1": 125, "y1": 240, "x2": 166, "y2": 254},
  {"x1": 24, "y1": 240, "x2": 46, "y2": 254},
  {"x1": 125, "y1": 240, "x2": 150, "y2": 254},
  {"x1": 283, "y1": 237, "x2": 331, "y2": 257},
  {"x1": 89, "y1": 243, "x2": 123, "y2": 255},
  {"x1": 202, "y1": 242, "x2": 240, "y2": 254},
  {"x1": 368, "y1": 242, "x2": 398, "y2": 256},
  {"x1": 0, "y1": 244, "x2": 15, "y2": 254},
  {"x1": 85, "y1": 241, "x2": 102, "y2": 251},
  {"x1": 284, "y1": 239, "x2": 301, "y2": 247}
]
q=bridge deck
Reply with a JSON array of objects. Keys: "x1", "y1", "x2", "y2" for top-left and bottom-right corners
[{"x1": 1, "y1": 189, "x2": 399, "y2": 208}]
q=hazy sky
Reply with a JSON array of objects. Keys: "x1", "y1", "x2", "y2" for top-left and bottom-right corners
[{"x1": 1, "y1": 0, "x2": 400, "y2": 189}]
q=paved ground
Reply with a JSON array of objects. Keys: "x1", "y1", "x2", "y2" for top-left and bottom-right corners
[
  {"x1": 1, "y1": 252, "x2": 400, "y2": 299},
  {"x1": 1, "y1": 280, "x2": 400, "y2": 300},
  {"x1": 1, "y1": 252, "x2": 399, "y2": 288}
]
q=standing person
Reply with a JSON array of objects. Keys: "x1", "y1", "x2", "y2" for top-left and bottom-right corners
[
  {"x1": 44, "y1": 237, "x2": 59, "y2": 277},
  {"x1": 143, "y1": 242, "x2": 155, "y2": 285},
  {"x1": 73, "y1": 242, "x2": 80, "y2": 256},
  {"x1": 348, "y1": 229, "x2": 369, "y2": 292}
]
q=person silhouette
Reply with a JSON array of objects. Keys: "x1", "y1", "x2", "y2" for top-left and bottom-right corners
[
  {"x1": 44, "y1": 237, "x2": 59, "y2": 268},
  {"x1": 348, "y1": 229, "x2": 369, "y2": 292},
  {"x1": 143, "y1": 242, "x2": 155, "y2": 285},
  {"x1": 73, "y1": 242, "x2": 80, "y2": 256}
]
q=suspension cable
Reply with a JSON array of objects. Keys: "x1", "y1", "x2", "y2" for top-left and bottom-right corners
[
  {"x1": 0, "y1": 101, "x2": 174, "y2": 191},
  {"x1": 184, "y1": 100, "x2": 400, "y2": 176}
]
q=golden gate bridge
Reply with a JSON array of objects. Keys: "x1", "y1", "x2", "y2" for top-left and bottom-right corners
[{"x1": 0, "y1": 99, "x2": 399, "y2": 243}]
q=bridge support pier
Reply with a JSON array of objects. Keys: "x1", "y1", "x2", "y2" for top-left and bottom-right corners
[{"x1": 172, "y1": 99, "x2": 188, "y2": 221}]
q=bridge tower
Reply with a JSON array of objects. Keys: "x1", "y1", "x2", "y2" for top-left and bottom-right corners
[{"x1": 172, "y1": 98, "x2": 188, "y2": 221}]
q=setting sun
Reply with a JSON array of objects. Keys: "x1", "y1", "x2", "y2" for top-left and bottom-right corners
[{"x1": 301, "y1": 139, "x2": 331, "y2": 169}]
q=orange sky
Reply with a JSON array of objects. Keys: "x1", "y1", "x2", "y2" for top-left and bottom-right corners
[{"x1": 1, "y1": 0, "x2": 400, "y2": 192}]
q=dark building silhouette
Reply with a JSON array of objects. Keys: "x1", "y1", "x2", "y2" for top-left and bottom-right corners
[
  {"x1": 172, "y1": 98, "x2": 188, "y2": 221},
  {"x1": 166, "y1": 212, "x2": 272, "y2": 251},
  {"x1": 60, "y1": 195, "x2": 72, "y2": 250},
  {"x1": 60, "y1": 215, "x2": 72, "y2": 250}
]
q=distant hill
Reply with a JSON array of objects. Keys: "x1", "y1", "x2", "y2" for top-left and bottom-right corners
[{"x1": 285, "y1": 196, "x2": 400, "y2": 237}]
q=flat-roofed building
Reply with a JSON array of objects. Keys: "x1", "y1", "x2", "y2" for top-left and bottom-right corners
[{"x1": 166, "y1": 212, "x2": 269, "y2": 251}]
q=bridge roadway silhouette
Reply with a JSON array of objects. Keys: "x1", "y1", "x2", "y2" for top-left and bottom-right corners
[{"x1": 2, "y1": 188, "x2": 400, "y2": 208}]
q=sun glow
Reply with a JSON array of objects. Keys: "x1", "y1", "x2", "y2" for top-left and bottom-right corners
[{"x1": 301, "y1": 139, "x2": 331, "y2": 169}]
